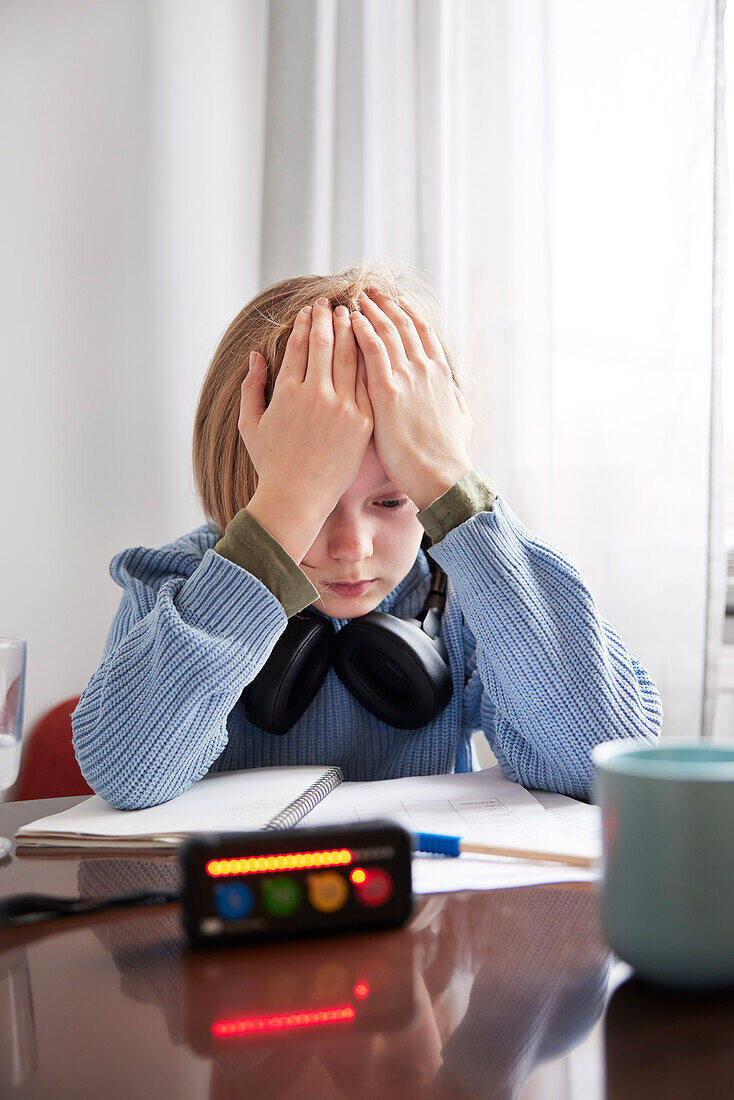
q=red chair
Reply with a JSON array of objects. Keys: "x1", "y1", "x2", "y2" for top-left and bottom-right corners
[{"x1": 14, "y1": 695, "x2": 94, "y2": 801}]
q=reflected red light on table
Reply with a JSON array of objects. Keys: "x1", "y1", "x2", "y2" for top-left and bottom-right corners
[
  {"x1": 212, "y1": 1004, "x2": 356, "y2": 1037},
  {"x1": 353, "y1": 982, "x2": 370, "y2": 999}
]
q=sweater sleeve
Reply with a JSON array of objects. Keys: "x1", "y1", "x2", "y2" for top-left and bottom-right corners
[
  {"x1": 417, "y1": 467, "x2": 499, "y2": 541},
  {"x1": 214, "y1": 508, "x2": 319, "y2": 616},
  {"x1": 426, "y1": 496, "x2": 663, "y2": 800},
  {"x1": 71, "y1": 539, "x2": 290, "y2": 810}
]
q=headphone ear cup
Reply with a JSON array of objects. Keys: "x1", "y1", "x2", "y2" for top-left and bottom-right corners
[
  {"x1": 331, "y1": 612, "x2": 453, "y2": 730},
  {"x1": 244, "y1": 614, "x2": 334, "y2": 735}
]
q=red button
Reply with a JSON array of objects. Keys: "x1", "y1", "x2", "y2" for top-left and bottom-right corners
[{"x1": 352, "y1": 867, "x2": 393, "y2": 908}]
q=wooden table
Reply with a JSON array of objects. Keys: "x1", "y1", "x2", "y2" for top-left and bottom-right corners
[{"x1": 1, "y1": 797, "x2": 733, "y2": 1099}]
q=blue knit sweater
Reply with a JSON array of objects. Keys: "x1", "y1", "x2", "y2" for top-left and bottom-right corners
[{"x1": 71, "y1": 496, "x2": 662, "y2": 809}]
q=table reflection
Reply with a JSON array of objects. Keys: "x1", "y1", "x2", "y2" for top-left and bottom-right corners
[
  {"x1": 77, "y1": 860, "x2": 610, "y2": 1098},
  {"x1": 0, "y1": 945, "x2": 37, "y2": 1087}
]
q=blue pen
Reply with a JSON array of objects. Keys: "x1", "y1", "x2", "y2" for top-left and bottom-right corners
[{"x1": 412, "y1": 831, "x2": 593, "y2": 868}]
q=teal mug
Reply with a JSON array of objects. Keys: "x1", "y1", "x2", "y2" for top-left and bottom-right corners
[{"x1": 593, "y1": 740, "x2": 734, "y2": 991}]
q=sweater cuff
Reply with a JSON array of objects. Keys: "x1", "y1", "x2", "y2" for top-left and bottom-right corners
[
  {"x1": 214, "y1": 509, "x2": 319, "y2": 617},
  {"x1": 417, "y1": 467, "x2": 500, "y2": 544}
]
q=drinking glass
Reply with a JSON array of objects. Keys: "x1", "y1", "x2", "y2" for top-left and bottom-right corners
[{"x1": 0, "y1": 637, "x2": 26, "y2": 859}]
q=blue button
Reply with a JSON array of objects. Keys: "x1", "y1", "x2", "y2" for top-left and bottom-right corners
[{"x1": 213, "y1": 881, "x2": 254, "y2": 920}]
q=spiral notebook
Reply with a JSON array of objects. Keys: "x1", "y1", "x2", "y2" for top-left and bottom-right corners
[{"x1": 14, "y1": 766, "x2": 343, "y2": 853}]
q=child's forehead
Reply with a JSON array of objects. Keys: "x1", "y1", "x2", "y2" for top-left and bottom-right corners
[{"x1": 346, "y1": 439, "x2": 398, "y2": 497}]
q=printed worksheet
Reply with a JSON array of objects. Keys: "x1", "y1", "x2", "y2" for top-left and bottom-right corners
[
  {"x1": 527, "y1": 787, "x2": 602, "y2": 840},
  {"x1": 299, "y1": 766, "x2": 601, "y2": 894}
]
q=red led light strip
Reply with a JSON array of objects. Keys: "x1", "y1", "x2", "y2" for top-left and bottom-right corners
[
  {"x1": 206, "y1": 848, "x2": 353, "y2": 878},
  {"x1": 212, "y1": 1004, "x2": 356, "y2": 1036}
]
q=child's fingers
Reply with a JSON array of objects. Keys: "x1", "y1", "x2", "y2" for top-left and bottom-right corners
[
  {"x1": 304, "y1": 297, "x2": 335, "y2": 389},
  {"x1": 332, "y1": 304, "x2": 358, "y2": 398},
  {"x1": 350, "y1": 310, "x2": 393, "y2": 391},
  {"x1": 354, "y1": 349, "x2": 373, "y2": 423},
  {"x1": 276, "y1": 305, "x2": 313, "y2": 387},
  {"x1": 238, "y1": 352, "x2": 267, "y2": 442},
  {"x1": 388, "y1": 292, "x2": 446, "y2": 364},
  {"x1": 353, "y1": 291, "x2": 405, "y2": 371}
]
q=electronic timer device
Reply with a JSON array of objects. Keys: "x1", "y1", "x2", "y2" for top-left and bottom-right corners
[{"x1": 180, "y1": 820, "x2": 413, "y2": 947}]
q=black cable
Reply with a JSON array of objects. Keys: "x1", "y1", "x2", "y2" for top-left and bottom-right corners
[{"x1": 0, "y1": 888, "x2": 179, "y2": 927}]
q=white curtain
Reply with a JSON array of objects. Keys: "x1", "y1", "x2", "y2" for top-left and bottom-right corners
[{"x1": 0, "y1": 0, "x2": 725, "y2": 745}]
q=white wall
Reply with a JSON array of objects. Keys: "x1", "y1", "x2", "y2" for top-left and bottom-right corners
[{"x1": 0, "y1": 0, "x2": 267, "y2": 747}]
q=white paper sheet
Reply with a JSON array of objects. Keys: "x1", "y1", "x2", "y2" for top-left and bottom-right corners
[{"x1": 299, "y1": 766, "x2": 601, "y2": 893}]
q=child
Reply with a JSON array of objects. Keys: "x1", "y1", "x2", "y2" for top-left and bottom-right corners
[{"x1": 71, "y1": 261, "x2": 662, "y2": 809}]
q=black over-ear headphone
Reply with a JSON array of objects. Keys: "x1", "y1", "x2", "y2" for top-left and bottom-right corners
[{"x1": 244, "y1": 535, "x2": 453, "y2": 735}]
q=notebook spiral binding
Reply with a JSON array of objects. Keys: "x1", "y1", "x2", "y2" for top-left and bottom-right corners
[{"x1": 263, "y1": 766, "x2": 344, "y2": 831}]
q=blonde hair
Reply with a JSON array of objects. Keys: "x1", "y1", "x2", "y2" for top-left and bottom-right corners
[{"x1": 193, "y1": 258, "x2": 462, "y2": 534}]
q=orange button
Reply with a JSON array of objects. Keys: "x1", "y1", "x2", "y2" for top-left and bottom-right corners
[{"x1": 306, "y1": 871, "x2": 349, "y2": 913}]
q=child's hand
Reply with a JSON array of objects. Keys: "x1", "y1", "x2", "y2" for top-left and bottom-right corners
[
  {"x1": 350, "y1": 290, "x2": 473, "y2": 510},
  {"x1": 238, "y1": 297, "x2": 374, "y2": 561}
]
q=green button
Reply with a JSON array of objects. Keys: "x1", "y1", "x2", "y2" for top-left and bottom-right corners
[{"x1": 261, "y1": 875, "x2": 302, "y2": 917}]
